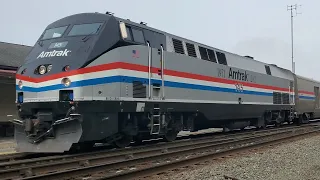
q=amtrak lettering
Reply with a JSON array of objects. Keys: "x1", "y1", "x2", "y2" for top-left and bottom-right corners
[
  {"x1": 228, "y1": 68, "x2": 249, "y2": 81},
  {"x1": 37, "y1": 49, "x2": 71, "y2": 59}
]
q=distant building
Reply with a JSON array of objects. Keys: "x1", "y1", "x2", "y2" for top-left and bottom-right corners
[{"x1": 0, "y1": 42, "x2": 31, "y2": 136}]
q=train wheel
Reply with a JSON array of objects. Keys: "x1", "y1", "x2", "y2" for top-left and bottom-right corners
[
  {"x1": 164, "y1": 130, "x2": 178, "y2": 142},
  {"x1": 302, "y1": 113, "x2": 310, "y2": 124},
  {"x1": 70, "y1": 142, "x2": 95, "y2": 152},
  {"x1": 296, "y1": 114, "x2": 309, "y2": 125},
  {"x1": 133, "y1": 137, "x2": 143, "y2": 145},
  {"x1": 113, "y1": 135, "x2": 133, "y2": 148},
  {"x1": 222, "y1": 127, "x2": 230, "y2": 132},
  {"x1": 258, "y1": 122, "x2": 267, "y2": 129}
]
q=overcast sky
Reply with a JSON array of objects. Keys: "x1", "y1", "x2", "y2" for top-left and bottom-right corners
[{"x1": 1, "y1": 0, "x2": 318, "y2": 80}]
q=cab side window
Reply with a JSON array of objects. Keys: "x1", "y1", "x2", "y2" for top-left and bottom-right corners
[
  {"x1": 131, "y1": 28, "x2": 145, "y2": 43},
  {"x1": 125, "y1": 26, "x2": 145, "y2": 44}
]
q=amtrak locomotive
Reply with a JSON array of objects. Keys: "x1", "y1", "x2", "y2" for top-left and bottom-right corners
[{"x1": 12, "y1": 12, "x2": 320, "y2": 153}]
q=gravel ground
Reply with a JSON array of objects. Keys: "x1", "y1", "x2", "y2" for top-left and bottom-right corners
[
  {"x1": 154, "y1": 134, "x2": 320, "y2": 180},
  {"x1": 0, "y1": 138, "x2": 16, "y2": 154}
]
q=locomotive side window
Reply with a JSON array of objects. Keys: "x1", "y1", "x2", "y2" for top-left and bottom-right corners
[
  {"x1": 125, "y1": 27, "x2": 132, "y2": 41},
  {"x1": 216, "y1": 51, "x2": 228, "y2": 65},
  {"x1": 68, "y1": 23, "x2": 103, "y2": 36},
  {"x1": 199, "y1": 46, "x2": 209, "y2": 60},
  {"x1": 207, "y1": 49, "x2": 217, "y2": 63},
  {"x1": 186, "y1": 43, "x2": 197, "y2": 57},
  {"x1": 265, "y1": 65, "x2": 272, "y2": 75},
  {"x1": 131, "y1": 28, "x2": 145, "y2": 43},
  {"x1": 172, "y1": 38, "x2": 185, "y2": 54},
  {"x1": 123, "y1": 26, "x2": 145, "y2": 44}
]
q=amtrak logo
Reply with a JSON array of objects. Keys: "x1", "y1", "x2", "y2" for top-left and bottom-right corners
[
  {"x1": 37, "y1": 49, "x2": 71, "y2": 59},
  {"x1": 228, "y1": 68, "x2": 249, "y2": 81}
]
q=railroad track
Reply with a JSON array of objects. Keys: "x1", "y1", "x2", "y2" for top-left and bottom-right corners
[
  {"x1": 0, "y1": 122, "x2": 314, "y2": 164},
  {"x1": 0, "y1": 124, "x2": 319, "y2": 180},
  {"x1": 0, "y1": 120, "x2": 318, "y2": 164}
]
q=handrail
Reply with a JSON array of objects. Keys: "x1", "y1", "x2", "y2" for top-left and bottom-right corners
[
  {"x1": 161, "y1": 45, "x2": 165, "y2": 99},
  {"x1": 147, "y1": 42, "x2": 151, "y2": 99}
]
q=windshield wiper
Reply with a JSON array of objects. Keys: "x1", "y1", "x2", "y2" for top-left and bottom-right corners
[
  {"x1": 82, "y1": 25, "x2": 102, "y2": 42},
  {"x1": 37, "y1": 40, "x2": 43, "y2": 47}
]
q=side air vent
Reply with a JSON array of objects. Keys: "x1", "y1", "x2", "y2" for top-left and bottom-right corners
[
  {"x1": 198, "y1": 46, "x2": 217, "y2": 63},
  {"x1": 207, "y1": 49, "x2": 217, "y2": 63},
  {"x1": 186, "y1": 43, "x2": 197, "y2": 58},
  {"x1": 216, "y1": 52, "x2": 228, "y2": 65},
  {"x1": 172, "y1": 38, "x2": 185, "y2": 54},
  {"x1": 282, "y1": 93, "x2": 290, "y2": 104},
  {"x1": 132, "y1": 81, "x2": 146, "y2": 98},
  {"x1": 265, "y1": 65, "x2": 272, "y2": 75},
  {"x1": 199, "y1": 46, "x2": 209, "y2": 60},
  {"x1": 273, "y1": 92, "x2": 282, "y2": 104}
]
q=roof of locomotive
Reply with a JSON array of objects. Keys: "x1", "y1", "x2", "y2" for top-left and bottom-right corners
[
  {"x1": 40, "y1": 12, "x2": 319, "y2": 83},
  {"x1": 115, "y1": 13, "x2": 320, "y2": 83},
  {"x1": 41, "y1": 12, "x2": 292, "y2": 76},
  {"x1": 115, "y1": 14, "x2": 293, "y2": 73}
]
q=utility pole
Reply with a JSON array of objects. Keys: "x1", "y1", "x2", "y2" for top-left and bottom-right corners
[{"x1": 287, "y1": 4, "x2": 301, "y2": 74}]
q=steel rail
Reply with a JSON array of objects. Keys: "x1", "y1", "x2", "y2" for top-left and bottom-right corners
[
  {"x1": 0, "y1": 128, "x2": 295, "y2": 179},
  {"x1": 0, "y1": 121, "x2": 317, "y2": 165},
  {"x1": 4, "y1": 125, "x2": 318, "y2": 180},
  {"x1": 0, "y1": 123, "x2": 308, "y2": 171},
  {"x1": 93, "y1": 126, "x2": 320, "y2": 180}
]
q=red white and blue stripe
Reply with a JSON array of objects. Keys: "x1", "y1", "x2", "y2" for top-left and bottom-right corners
[
  {"x1": 298, "y1": 91, "x2": 315, "y2": 100},
  {"x1": 16, "y1": 62, "x2": 314, "y2": 100}
]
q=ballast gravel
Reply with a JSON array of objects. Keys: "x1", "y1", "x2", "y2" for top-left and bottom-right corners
[
  {"x1": 160, "y1": 134, "x2": 320, "y2": 180},
  {"x1": 0, "y1": 138, "x2": 16, "y2": 155}
]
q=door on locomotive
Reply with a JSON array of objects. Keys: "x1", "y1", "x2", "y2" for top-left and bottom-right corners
[
  {"x1": 147, "y1": 42, "x2": 165, "y2": 100},
  {"x1": 289, "y1": 81, "x2": 295, "y2": 104},
  {"x1": 314, "y1": 86, "x2": 319, "y2": 109}
]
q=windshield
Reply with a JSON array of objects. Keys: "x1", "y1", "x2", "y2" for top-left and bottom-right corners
[
  {"x1": 41, "y1": 26, "x2": 68, "y2": 40},
  {"x1": 67, "y1": 23, "x2": 103, "y2": 36}
]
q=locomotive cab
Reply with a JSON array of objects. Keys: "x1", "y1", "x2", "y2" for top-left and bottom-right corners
[
  {"x1": 16, "y1": 13, "x2": 122, "y2": 78},
  {"x1": 13, "y1": 13, "x2": 128, "y2": 152}
]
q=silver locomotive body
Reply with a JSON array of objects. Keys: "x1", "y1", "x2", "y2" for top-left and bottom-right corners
[{"x1": 13, "y1": 12, "x2": 320, "y2": 153}]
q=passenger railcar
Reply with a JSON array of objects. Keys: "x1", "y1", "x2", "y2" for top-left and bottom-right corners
[
  {"x1": 295, "y1": 75, "x2": 320, "y2": 121},
  {"x1": 11, "y1": 12, "x2": 320, "y2": 153}
]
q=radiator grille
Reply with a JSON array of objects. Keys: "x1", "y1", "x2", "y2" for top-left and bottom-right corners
[
  {"x1": 186, "y1": 43, "x2": 197, "y2": 57},
  {"x1": 273, "y1": 92, "x2": 282, "y2": 104},
  {"x1": 133, "y1": 81, "x2": 146, "y2": 98},
  {"x1": 273, "y1": 92, "x2": 290, "y2": 104},
  {"x1": 172, "y1": 38, "x2": 185, "y2": 54},
  {"x1": 282, "y1": 93, "x2": 290, "y2": 104}
]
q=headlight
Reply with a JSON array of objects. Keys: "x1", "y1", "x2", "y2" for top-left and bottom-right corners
[
  {"x1": 47, "y1": 65, "x2": 53, "y2": 72},
  {"x1": 61, "y1": 78, "x2": 71, "y2": 87},
  {"x1": 38, "y1": 65, "x2": 46, "y2": 75},
  {"x1": 18, "y1": 80, "x2": 23, "y2": 89}
]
